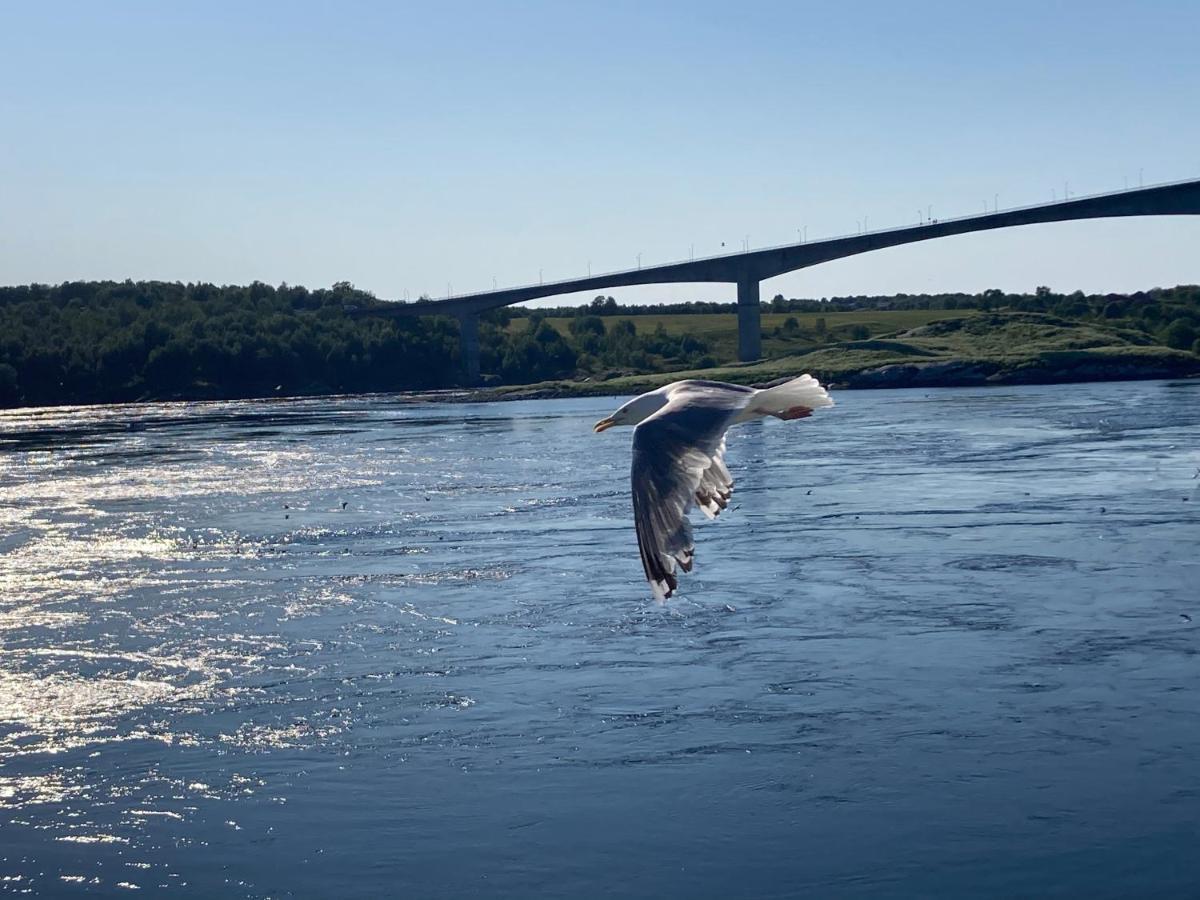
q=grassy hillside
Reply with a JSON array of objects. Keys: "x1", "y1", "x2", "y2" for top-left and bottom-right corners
[
  {"x1": 487, "y1": 311, "x2": 1200, "y2": 399},
  {"x1": 2, "y1": 281, "x2": 1196, "y2": 409},
  {"x1": 512, "y1": 308, "x2": 954, "y2": 362}
]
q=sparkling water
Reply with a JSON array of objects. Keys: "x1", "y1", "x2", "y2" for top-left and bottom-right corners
[{"x1": 1, "y1": 382, "x2": 1197, "y2": 897}]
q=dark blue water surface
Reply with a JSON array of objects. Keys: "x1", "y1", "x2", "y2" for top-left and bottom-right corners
[{"x1": 0, "y1": 381, "x2": 1197, "y2": 897}]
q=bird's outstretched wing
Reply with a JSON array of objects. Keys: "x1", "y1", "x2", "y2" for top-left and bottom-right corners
[{"x1": 630, "y1": 384, "x2": 754, "y2": 599}]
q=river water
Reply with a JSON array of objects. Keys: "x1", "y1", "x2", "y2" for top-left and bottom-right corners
[{"x1": 0, "y1": 381, "x2": 1197, "y2": 897}]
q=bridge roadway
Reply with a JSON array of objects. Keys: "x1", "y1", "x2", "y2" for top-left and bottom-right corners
[{"x1": 361, "y1": 178, "x2": 1200, "y2": 382}]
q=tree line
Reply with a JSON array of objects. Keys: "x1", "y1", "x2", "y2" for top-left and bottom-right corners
[
  {"x1": 0, "y1": 280, "x2": 719, "y2": 407},
  {"x1": 0, "y1": 280, "x2": 461, "y2": 408},
  {"x1": 510, "y1": 285, "x2": 1200, "y2": 353},
  {"x1": 1, "y1": 280, "x2": 1197, "y2": 408}
]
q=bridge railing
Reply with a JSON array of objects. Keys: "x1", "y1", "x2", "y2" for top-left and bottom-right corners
[
  {"x1": 411, "y1": 176, "x2": 1200, "y2": 304},
  {"x1": 740, "y1": 175, "x2": 1200, "y2": 258}
]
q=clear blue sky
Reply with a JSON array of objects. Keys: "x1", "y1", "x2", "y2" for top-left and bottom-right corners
[{"x1": 2, "y1": 0, "x2": 1198, "y2": 305}]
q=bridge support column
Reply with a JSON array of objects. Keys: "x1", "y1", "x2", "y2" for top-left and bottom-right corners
[
  {"x1": 736, "y1": 277, "x2": 762, "y2": 361},
  {"x1": 458, "y1": 312, "x2": 480, "y2": 384}
]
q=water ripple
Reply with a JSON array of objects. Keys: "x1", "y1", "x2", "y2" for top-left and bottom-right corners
[{"x1": 0, "y1": 383, "x2": 1196, "y2": 898}]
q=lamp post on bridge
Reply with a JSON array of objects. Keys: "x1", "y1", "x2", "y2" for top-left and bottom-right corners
[{"x1": 373, "y1": 176, "x2": 1200, "y2": 387}]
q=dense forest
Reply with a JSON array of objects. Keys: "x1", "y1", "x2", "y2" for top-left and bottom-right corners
[
  {"x1": 1, "y1": 280, "x2": 1198, "y2": 409},
  {"x1": 0, "y1": 280, "x2": 720, "y2": 406},
  {"x1": 0, "y1": 281, "x2": 461, "y2": 408}
]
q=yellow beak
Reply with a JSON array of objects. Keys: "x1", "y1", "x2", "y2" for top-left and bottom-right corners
[{"x1": 593, "y1": 417, "x2": 616, "y2": 433}]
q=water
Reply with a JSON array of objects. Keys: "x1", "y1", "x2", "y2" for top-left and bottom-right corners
[{"x1": 0, "y1": 381, "x2": 1197, "y2": 898}]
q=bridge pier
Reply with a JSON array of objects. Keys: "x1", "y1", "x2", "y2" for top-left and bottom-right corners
[
  {"x1": 457, "y1": 312, "x2": 480, "y2": 384},
  {"x1": 736, "y1": 277, "x2": 762, "y2": 361}
]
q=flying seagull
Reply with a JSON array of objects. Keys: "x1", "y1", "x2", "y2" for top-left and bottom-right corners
[{"x1": 594, "y1": 374, "x2": 833, "y2": 600}]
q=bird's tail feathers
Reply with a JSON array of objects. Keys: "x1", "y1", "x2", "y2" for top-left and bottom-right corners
[{"x1": 748, "y1": 374, "x2": 833, "y2": 418}]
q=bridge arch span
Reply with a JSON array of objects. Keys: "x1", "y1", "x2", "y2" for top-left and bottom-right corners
[{"x1": 363, "y1": 178, "x2": 1200, "y2": 381}]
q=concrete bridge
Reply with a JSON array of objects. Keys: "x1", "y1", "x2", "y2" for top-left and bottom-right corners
[{"x1": 363, "y1": 178, "x2": 1200, "y2": 382}]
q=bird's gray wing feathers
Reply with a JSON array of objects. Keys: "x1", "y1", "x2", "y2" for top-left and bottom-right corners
[
  {"x1": 694, "y1": 437, "x2": 733, "y2": 520},
  {"x1": 630, "y1": 388, "x2": 751, "y2": 599}
]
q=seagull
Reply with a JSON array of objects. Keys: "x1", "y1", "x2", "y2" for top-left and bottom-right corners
[{"x1": 593, "y1": 374, "x2": 833, "y2": 600}]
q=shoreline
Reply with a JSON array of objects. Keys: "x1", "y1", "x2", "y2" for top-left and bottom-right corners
[
  {"x1": 465, "y1": 362, "x2": 1200, "y2": 404},
  {"x1": 467, "y1": 312, "x2": 1200, "y2": 403},
  {"x1": 4, "y1": 364, "x2": 1195, "y2": 417},
  {"x1": 3, "y1": 314, "x2": 1199, "y2": 414}
]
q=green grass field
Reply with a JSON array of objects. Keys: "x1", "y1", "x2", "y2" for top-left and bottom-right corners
[
  {"x1": 509, "y1": 308, "x2": 963, "y2": 362},
  {"x1": 490, "y1": 311, "x2": 1200, "y2": 399}
]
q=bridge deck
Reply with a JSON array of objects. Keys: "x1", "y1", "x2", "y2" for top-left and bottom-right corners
[{"x1": 369, "y1": 177, "x2": 1200, "y2": 318}]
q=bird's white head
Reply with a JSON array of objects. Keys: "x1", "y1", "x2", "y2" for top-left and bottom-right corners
[{"x1": 593, "y1": 391, "x2": 668, "y2": 433}]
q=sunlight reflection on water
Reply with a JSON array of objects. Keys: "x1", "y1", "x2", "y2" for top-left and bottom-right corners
[{"x1": 0, "y1": 385, "x2": 1197, "y2": 897}]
